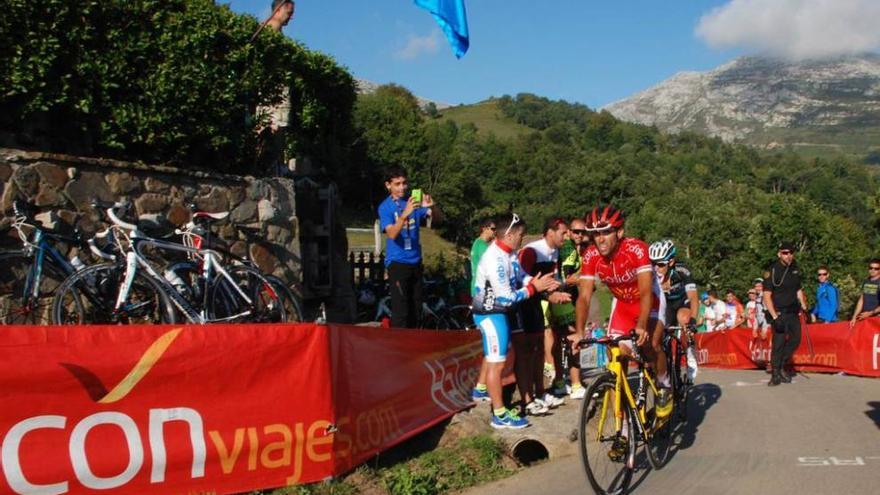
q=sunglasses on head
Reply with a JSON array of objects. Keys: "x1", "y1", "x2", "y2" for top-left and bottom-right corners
[{"x1": 504, "y1": 213, "x2": 521, "y2": 237}]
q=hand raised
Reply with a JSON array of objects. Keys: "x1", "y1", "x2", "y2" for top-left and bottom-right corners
[
  {"x1": 548, "y1": 291, "x2": 572, "y2": 304},
  {"x1": 402, "y1": 197, "x2": 417, "y2": 218},
  {"x1": 531, "y1": 272, "x2": 559, "y2": 293}
]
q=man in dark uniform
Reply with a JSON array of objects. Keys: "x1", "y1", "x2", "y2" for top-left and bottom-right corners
[{"x1": 763, "y1": 242, "x2": 809, "y2": 386}]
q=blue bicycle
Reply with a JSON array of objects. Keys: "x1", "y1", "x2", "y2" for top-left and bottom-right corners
[{"x1": 0, "y1": 201, "x2": 89, "y2": 324}]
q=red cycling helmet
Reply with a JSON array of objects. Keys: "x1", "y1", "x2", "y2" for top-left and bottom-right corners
[{"x1": 586, "y1": 204, "x2": 624, "y2": 231}]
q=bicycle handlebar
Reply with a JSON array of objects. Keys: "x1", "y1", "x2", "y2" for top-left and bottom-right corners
[
  {"x1": 577, "y1": 330, "x2": 638, "y2": 348},
  {"x1": 578, "y1": 329, "x2": 644, "y2": 362},
  {"x1": 87, "y1": 228, "x2": 117, "y2": 260},
  {"x1": 100, "y1": 199, "x2": 137, "y2": 232}
]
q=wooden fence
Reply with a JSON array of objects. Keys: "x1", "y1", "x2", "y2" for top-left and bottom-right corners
[{"x1": 349, "y1": 251, "x2": 385, "y2": 285}]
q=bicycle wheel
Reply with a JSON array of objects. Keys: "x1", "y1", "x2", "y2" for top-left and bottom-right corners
[
  {"x1": 644, "y1": 371, "x2": 675, "y2": 470},
  {"x1": 448, "y1": 304, "x2": 476, "y2": 329},
  {"x1": 579, "y1": 372, "x2": 634, "y2": 495},
  {"x1": 207, "y1": 265, "x2": 285, "y2": 323},
  {"x1": 675, "y1": 342, "x2": 691, "y2": 423},
  {"x1": 0, "y1": 252, "x2": 67, "y2": 325},
  {"x1": 264, "y1": 275, "x2": 304, "y2": 323},
  {"x1": 52, "y1": 263, "x2": 176, "y2": 324},
  {"x1": 419, "y1": 310, "x2": 442, "y2": 329}
]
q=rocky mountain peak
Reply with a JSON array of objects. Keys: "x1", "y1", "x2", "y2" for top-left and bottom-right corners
[{"x1": 604, "y1": 55, "x2": 880, "y2": 144}]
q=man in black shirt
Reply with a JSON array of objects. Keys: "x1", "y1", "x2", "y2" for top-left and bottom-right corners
[
  {"x1": 849, "y1": 258, "x2": 880, "y2": 328},
  {"x1": 763, "y1": 242, "x2": 809, "y2": 386}
]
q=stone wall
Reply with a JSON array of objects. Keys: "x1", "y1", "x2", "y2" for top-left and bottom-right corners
[{"x1": 0, "y1": 147, "x2": 302, "y2": 294}]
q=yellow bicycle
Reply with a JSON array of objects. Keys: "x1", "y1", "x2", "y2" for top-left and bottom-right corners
[{"x1": 577, "y1": 331, "x2": 675, "y2": 495}]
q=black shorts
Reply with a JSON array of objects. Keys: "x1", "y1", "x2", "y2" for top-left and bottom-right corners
[
  {"x1": 518, "y1": 299, "x2": 546, "y2": 334},
  {"x1": 664, "y1": 298, "x2": 690, "y2": 326}
]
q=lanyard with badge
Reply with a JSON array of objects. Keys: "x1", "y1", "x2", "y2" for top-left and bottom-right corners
[{"x1": 396, "y1": 199, "x2": 413, "y2": 250}]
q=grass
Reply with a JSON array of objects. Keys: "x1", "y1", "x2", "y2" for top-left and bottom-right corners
[
  {"x1": 437, "y1": 100, "x2": 533, "y2": 140},
  {"x1": 249, "y1": 434, "x2": 514, "y2": 495},
  {"x1": 347, "y1": 227, "x2": 469, "y2": 279}
]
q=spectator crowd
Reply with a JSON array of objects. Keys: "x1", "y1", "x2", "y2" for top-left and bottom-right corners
[{"x1": 377, "y1": 167, "x2": 880, "y2": 426}]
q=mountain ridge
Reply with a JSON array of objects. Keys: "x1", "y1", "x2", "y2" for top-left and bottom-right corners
[{"x1": 603, "y1": 55, "x2": 880, "y2": 153}]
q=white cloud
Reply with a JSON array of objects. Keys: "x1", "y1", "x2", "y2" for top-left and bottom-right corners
[
  {"x1": 395, "y1": 29, "x2": 442, "y2": 60},
  {"x1": 696, "y1": 0, "x2": 880, "y2": 60}
]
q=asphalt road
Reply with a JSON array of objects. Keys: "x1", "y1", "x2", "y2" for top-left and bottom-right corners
[{"x1": 464, "y1": 369, "x2": 880, "y2": 495}]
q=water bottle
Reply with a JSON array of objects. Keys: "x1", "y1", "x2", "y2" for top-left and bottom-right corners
[
  {"x1": 163, "y1": 269, "x2": 189, "y2": 295},
  {"x1": 70, "y1": 255, "x2": 86, "y2": 272},
  {"x1": 594, "y1": 326, "x2": 607, "y2": 368}
]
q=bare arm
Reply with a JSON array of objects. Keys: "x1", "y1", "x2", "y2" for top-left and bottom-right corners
[
  {"x1": 850, "y1": 295, "x2": 863, "y2": 327},
  {"x1": 574, "y1": 277, "x2": 596, "y2": 340},
  {"x1": 797, "y1": 289, "x2": 808, "y2": 312},
  {"x1": 635, "y1": 271, "x2": 653, "y2": 345},
  {"x1": 384, "y1": 198, "x2": 417, "y2": 240},
  {"x1": 687, "y1": 288, "x2": 699, "y2": 325},
  {"x1": 763, "y1": 291, "x2": 777, "y2": 322},
  {"x1": 734, "y1": 309, "x2": 745, "y2": 328}
]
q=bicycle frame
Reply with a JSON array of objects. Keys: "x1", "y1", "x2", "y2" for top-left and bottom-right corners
[
  {"x1": 114, "y1": 234, "x2": 256, "y2": 324},
  {"x1": 598, "y1": 345, "x2": 662, "y2": 445},
  {"x1": 9, "y1": 220, "x2": 77, "y2": 310}
]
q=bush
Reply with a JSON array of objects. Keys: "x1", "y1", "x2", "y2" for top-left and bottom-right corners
[{"x1": 0, "y1": 0, "x2": 356, "y2": 175}]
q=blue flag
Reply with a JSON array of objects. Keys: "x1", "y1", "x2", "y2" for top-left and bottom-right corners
[{"x1": 414, "y1": 0, "x2": 469, "y2": 59}]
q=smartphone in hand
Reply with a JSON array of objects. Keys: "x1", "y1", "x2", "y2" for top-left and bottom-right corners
[{"x1": 411, "y1": 188, "x2": 423, "y2": 203}]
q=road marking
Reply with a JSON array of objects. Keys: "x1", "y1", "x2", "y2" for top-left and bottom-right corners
[
  {"x1": 797, "y1": 456, "x2": 880, "y2": 467},
  {"x1": 732, "y1": 380, "x2": 768, "y2": 387}
]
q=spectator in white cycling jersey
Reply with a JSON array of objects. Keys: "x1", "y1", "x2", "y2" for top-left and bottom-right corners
[{"x1": 471, "y1": 213, "x2": 559, "y2": 429}]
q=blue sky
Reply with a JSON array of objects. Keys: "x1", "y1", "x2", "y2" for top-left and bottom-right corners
[{"x1": 225, "y1": 0, "x2": 879, "y2": 108}]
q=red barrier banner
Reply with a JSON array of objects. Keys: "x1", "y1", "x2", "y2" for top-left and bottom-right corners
[
  {"x1": 327, "y1": 325, "x2": 482, "y2": 475},
  {"x1": 0, "y1": 324, "x2": 482, "y2": 495},
  {"x1": 694, "y1": 318, "x2": 880, "y2": 378}
]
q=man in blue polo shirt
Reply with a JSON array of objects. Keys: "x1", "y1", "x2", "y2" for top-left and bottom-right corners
[{"x1": 378, "y1": 166, "x2": 435, "y2": 328}]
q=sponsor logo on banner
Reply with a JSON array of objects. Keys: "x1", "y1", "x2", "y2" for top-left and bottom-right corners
[
  {"x1": 793, "y1": 353, "x2": 838, "y2": 367},
  {"x1": 749, "y1": 337, "x2": 771, "y2": 364},
  {"x1": 424, "y1": 343, "x2": 482, "y2": 412},
  {"x1": 697, "y1": 347, "x2": 709, "y2": 365},
  {"x1": 694, "y1": 345, "x2": 737, "y2": 366},
  {"x1": 1, "y1": 328, "x2": 337, "y2": 493}
]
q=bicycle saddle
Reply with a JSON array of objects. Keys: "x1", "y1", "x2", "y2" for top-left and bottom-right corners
[{"x1": 191, "y1": 211, "x2": 230, "y2": 229}]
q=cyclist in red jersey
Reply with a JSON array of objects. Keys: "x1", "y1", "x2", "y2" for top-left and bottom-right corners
[{"x1": 571, "y1": 205, "x2": 671, "y2": 414}]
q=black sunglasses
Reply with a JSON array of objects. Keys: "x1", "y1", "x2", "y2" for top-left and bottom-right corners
[
  {"x1": 817, "y1": 272, "x2": 828, "y2": 277},
  {"x1": 653, "y1": 262, "x2": 669, "y2": 268},
  {"x1": 571, "y1": 229, "x2": 588, "y2": 235},
  {"x1": 870, "y1": 266, "x2": 880, "y2": 271},
  {"x1": 780, "y1": 250, "x2": 793, "y2": 255}
]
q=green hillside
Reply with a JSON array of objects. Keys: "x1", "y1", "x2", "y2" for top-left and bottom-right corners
[{"x1": 438, "y1": 100, "x2": 532, "y2": 139}]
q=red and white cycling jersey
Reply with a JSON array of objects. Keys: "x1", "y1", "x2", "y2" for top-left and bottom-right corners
[
  {"x1": 581, "y1": 238, "x2": 663, "y2": 335},
  {"x1": 580, "y1": 237, "x2": 653, "y2": 303}
]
